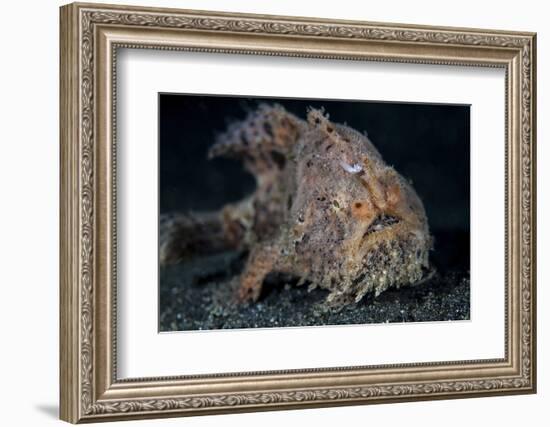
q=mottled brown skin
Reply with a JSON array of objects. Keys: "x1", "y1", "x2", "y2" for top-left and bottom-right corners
[{"x1": 160, "y1": 104, "x2": 432, "y2": 305}]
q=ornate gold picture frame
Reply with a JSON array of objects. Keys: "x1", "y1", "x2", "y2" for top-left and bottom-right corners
[{"x1": 60, "y1": 2, "x2": 536, "y2": 423}]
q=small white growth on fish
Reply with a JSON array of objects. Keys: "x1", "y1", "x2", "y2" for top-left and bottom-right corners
[{"x1": 339, "y1": 161, "x2": 363, "y2": 174}]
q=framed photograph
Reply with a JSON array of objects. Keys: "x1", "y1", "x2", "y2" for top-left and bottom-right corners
[{"x1": 59, "y1": 2, "x2": 537, "y2": 423}]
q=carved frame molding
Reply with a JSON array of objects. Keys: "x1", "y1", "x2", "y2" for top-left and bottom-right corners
[{"x1": 60, "y1": 2, "x2": 536, "y2": 423}]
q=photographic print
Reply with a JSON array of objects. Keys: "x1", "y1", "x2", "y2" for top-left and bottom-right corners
[{"x1": 159, "y1": 95, "x2": 470, "y2": 331}]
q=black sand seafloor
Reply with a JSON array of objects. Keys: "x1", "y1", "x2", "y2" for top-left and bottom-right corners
[
  {"x1": 158, "y1": 95, "x2": 471, "y2": 332},
  {"x1": 159, "y1": 231, "x2": 470, "y2": 331}
]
